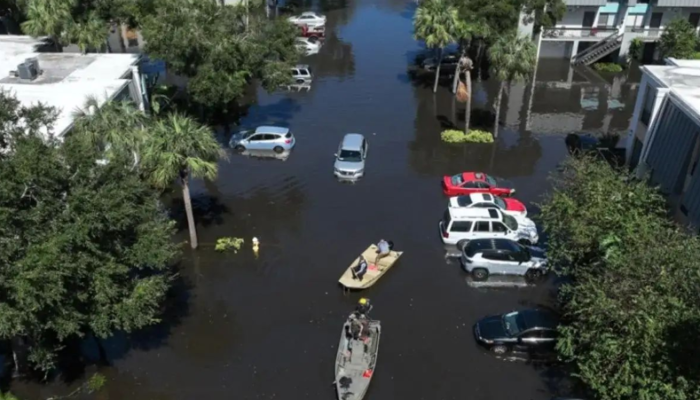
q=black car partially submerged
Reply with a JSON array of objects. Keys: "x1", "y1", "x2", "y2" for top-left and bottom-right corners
[{"x1": 473, "y1": 309, "x2": 558, "y2": 355}]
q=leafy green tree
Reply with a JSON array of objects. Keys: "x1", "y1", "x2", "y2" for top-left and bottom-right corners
[
  {"x1": 140, "y1": 0, "x2": 299, "y2": 107},
  {"x1": 522, "y1": 0, "x2": 566, "y2": 33},
  {"x1": 487, "y1": 32, "x2": 536, "y2": 138},
  {"x1": 660, "y1": 18, "x2": 699, "y2": 59},
  {"x1": 68, "y1": 11, "x2": 109, "y2": 53},
  {"x1": 142, "y1": 113, "x2": 225, "y2": 249},
  {"x1": 20, "y1": 0, "x2": 75, "y2": 47},
  {"x1": 540, "y1": 156, "x2": 700, "y2": 400},
  {"x1": 414, "y1": 0, "x2": 459, "y2": 93},
  {"x1": 0, "y1": 92, "x2": 178, "y2": 373}
]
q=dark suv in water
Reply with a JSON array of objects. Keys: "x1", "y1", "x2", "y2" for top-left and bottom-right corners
[{"x1": 473, "y1": 309, "x2": 558, "y2": 355}]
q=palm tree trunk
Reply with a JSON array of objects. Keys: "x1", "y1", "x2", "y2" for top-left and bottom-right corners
[
  {"x1": 493, "y1": 81, "x2": 505, "y2": 139},
  {"x1": 452, "y1": 62, "x2": 461, "y2": 93},
  {"x1": 476, "y1": 41, "x2": 484, "y2": 81},
  {"x1": 433, "y1": 48, "x2": 443, "y2": 93},
  {"x1": 464, "y1": 69, "x2": 472, "y2": 134},
  {"x1": 181, "y1": 174, "x2": 198, "y2": 249}
]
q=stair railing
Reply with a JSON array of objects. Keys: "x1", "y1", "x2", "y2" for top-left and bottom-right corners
[{"x1": 571, "y1": 31, "x2": 623, "y2": 65}]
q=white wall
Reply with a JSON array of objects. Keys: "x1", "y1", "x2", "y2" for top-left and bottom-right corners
[
  {"x1": 558, "y1": 7, "x2": 600, "y2": 27},
  {"x1": 656, "y1": 7, "x2": 700, "y2": 28}
]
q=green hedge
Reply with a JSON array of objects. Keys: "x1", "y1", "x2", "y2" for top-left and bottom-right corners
[
  {"x1": 592, "y1": 62, "x2": 623, "y2": 73},
  {"x1": 440, "y1": 129, "x2": 493, "y2": 143}
]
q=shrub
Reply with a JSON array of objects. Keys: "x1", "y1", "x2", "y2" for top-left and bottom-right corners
[
  {"x1": 440, "y1": 129, "x2": 494, "y2": 143},
  {"x1": 629, "y1": 38, "x2": 643, "y2": 62},
  {"x1": 215, "y1": 237, "x2": 244, "y2": 252},
  {"x1": 592, "y1": 62, "x2": 623, "y2": 73},
  {"x1": 691, "y1": 51, "x2": 700, "y2": 60}
]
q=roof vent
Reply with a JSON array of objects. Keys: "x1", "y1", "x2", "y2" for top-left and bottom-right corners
[{"x1": 17, "y1": 58, "x2": 40, "y2": 81}]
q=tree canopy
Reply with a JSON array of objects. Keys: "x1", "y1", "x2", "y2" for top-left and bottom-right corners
[
  {"x1": 0, "y1": 92, "x2": 178, "y2": 372},
  {"x1": 140, "y1": 0, "x2": 300, "y2": 107},
  {"x1": 540, "y1": 156, "x2": 700, "y2": 400},
  {"x1": 660, "y1": 18, "x2": 700, "y2": 59}
]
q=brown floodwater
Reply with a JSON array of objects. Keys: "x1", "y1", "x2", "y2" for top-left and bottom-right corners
[{"x1": 11, "y1": 0, "x2": 641, "y2": 398}]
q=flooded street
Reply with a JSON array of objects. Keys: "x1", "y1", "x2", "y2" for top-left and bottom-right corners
[{"x1": 13, "y1": 0, "x2": 640, "y2": 399}]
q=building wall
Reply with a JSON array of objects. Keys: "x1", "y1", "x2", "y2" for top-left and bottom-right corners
[{"x1": 559, "y1": 7, "x2": 601, "y2": 27}]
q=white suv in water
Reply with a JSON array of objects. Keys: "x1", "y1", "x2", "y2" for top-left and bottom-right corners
[{"x1": 439, "y1": 207, "x2": 539, "y2": 249}]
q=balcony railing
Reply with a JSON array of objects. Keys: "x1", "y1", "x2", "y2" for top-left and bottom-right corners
[
  {"x1": 624, "y1": 26, "x2": 664, "y2": 39},
  {"x1": 542, "y1": 27, "x2": 619, "y2": 39}
]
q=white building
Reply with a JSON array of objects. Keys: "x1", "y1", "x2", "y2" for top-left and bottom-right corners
[
  {"x1": 533, "y1": 0, "x2": 700, "y2": 64},
  {"x1": 0, "y1": 35, "x2": 147, "y2": 139},
  {"x1": 625, "y1": 58, "x2": 700, "y2": 229}
]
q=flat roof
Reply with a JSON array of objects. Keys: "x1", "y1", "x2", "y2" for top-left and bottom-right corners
[
  {"x1": 665, "y1": 58, "x2": 700, "y2": 68},
  {"x1": 643, "y1": 65, "x2": 700, "y2": 90},
  {"x1": 0, "y1": 35, "x2": 139, "y2": 138}
]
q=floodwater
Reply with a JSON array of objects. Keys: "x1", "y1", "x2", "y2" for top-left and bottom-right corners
[{"x1": 12, "y1": 0, "x2": 641, "y2": 399}]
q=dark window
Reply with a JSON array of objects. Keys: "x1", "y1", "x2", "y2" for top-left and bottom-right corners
[
  {"x1": 473, "y1": 202, "x2": 490, "y2": 208},
  {"x1": 482, "y1": 193, "x2": 493, "y2": 201},
  {"x1": 292, "y1": 69, "x2": 299, "y2": 75},
  {"x1": 475, "y1": 182, "x2": 490, "y2": 189},
  {"x1": 582, "y1": 11, "x2": 596, "y2": 28},
  {"x1": 285, "y1": 132, "x2": 292, "y2": 138},
  {"x1": 456, "y1": 196, "x2": 473, "y2": 207},
  {"x1": 488, "y1": 209, "x2": 499, "y2": 219},
  {"x1": 681, "y1": 204, "x2": 689, "y2": 216},
  {"x1": 520, "y1": 330, "x2": 542, "y2": 339},
  {"x1": 451, "y1": 221, "x2": 473, "y2": 232},
  {"x1": 475, "y1": 221, "x2": 490, "y2": 232},
  {"x1": 495, "y1": 239, "x2": 521, "y2": 252},
  {"x1": 540, "y1": 330, "x2": 557, "y2": 340},
  {"x1": 641, "y1": 87, "x2": 656, "y2": 125},
  {"x1": 464, "y1": 181, "x2": 479, "y2": 188},
  {"x1": 690, "y1": 13, "x2": 700, "y2": 28},
  {"x1": 465, "y1": 240, "x2": 495, "y2": 257},
  {"x1": 443, "y1": 210, "x2": 452, "y2": 226},
  {"x1": 650, "y1": 13, "x2": 663, "y2": 29},
  {"x1": 483, "y1": 251, "x2": 508, "y2": 261},
  {"x1": 249, "y1": 134, "x2": 264, "y2": 141},
  {"x1": 492, "y1": 222, "x2": 507, "y2": 232}
]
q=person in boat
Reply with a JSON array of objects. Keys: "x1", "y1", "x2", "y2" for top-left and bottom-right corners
[
  {"x1": 351, "y1": 255, "x2": 369, "y2": 281},
  {"x1": 355, "y1": 297, "x2": 372, "y2": 317},
  {"x1": 374, "y1": 239, "x2": 394, "y2": 265},
  {"x1": 348, "y1": 298, "x2": 372, "y2": 340}
]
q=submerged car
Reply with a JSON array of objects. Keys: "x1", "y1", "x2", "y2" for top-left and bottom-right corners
[
  {"x1": 442, "y1": 172, "x2": 514, "y2": 197},
  {"x1": 296, "y1": 37, "x2": 321, "y2": 56},
  {"x1": 473, "y1": 309, "x2": 558, "y2": 355},
  {"x1": 421, "y1": 54, "x2": 460, "y2": 72},
  {"x1": 449, "y1": 193, "x2": 527, "y2": 217},
  {"x1": 461, "y1": 238, "x2": 547, "y2": 282},
  {"x1": 334, "y1": 133, "x2": 368, "y2": 180},
  {"x1": 291, "y1": 65, "x2": 313, "y2": 84},
  {"x1": 230, "y1": 126, "x2": 295, "y2": 154},
  {"x1": 439, "y1": 207, "x2": 539, "y2": 248},
  {"x1": 288, "y1": 11, "x2": 326, "y2": 27}
]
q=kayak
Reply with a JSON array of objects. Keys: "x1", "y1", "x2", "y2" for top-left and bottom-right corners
[
  {"x1": 338, "y1": 245, "x2": 403, "y2": 290},
  {"x1": 335, "y1": 313, "x2": 381, "y2": 400}
]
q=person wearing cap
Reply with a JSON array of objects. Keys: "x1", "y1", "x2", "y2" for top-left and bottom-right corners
[{"x1": 351, "y1": 256, "x2": 369, "y2": 281}]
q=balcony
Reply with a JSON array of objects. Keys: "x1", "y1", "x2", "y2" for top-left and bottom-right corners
[
  {"x1": 542, "y1": 27, "x2": 619, "y2": 40},
  {"x1": 624, "y1": 26, "x2": 663, "y2": 40}
]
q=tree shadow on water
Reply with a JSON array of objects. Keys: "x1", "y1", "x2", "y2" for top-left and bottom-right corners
[
  {"x1": 662, "y1": 317, "x2": 700, "y2": 381},
  {"x1": 167, "y1": 193, "x2": 229, "y2": 233}
]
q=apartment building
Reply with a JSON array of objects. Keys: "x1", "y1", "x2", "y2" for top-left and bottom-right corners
[
  {"x1": 533, "y1": 0, "x2": 700, "y2": 65},
  {"x1": 625, "y1": 58, "x2": 700, "y2": 230},
  {"x1": 0, "y1": 35, "x2": 146, "y2": 139}
]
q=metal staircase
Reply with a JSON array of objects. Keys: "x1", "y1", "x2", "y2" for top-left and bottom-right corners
[{"x1": 571, "y1": 31, "x2": 623, "y2": 66}]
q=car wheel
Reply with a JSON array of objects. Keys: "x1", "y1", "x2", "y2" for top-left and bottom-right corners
[
  {"x1": 518, "y1": 239, "x2": 532, "y2": 246},
  {"x1": 234, "y1": 145, "x2": 245, "y2": 153},
  {"x1": 472, "y1": 268, "x2": 489, "y2": 281},
  {"x1": 296, "y1": 79, "x2": 305, "y2": 84},
  {"x1": 273, "y1": 146, "x2": 284, "y2": 154},
  {"x1": 457, "y1": 239, "x2": 469, "y2": 251},
  {"x1": 491, "y1": 344, "x2": 508, "y2": 355},
  {"x1": 525, "y1": 268, "x2": 544, "y2": 283}
]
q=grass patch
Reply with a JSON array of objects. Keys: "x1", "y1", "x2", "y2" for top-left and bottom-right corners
[
  {"x1": 592, "y1": 62, "x2": 623, "y2": 73},
  {"x1": 215, "y1": 237, "x2": 245, "y2": 252},
  {"x1": 441, "y1": 129, "x2": 493, "y2": 143}
]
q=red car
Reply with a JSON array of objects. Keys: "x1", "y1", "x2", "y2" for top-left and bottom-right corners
[
  {"x1": 442, "y1": 172, "x2": 515, "y2": 197},
  {"x1": 300, "y1": 24, "x2": 325, "y2": 39}
]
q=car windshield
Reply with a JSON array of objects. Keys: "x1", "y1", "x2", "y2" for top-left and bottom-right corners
[
  {"x1": 494, "y1": 196, "x2": 506, "y2": 209},
  {"x1": 485, "y1": 174, "x2": 499, "y2": 186},
  {"x1": 456, "y1": 196, "x2": 472, "y2": 207},
  {"x1": 502, "y1": 312, "x2": 525, "y2": 336},
  {"x1": 338, "y1": 149, "x2": 362, "y2": 162},
  {"x1": 450, "y1": 174, "x2": 463, "y2": 186},
  {"x1": 503, "y1": 214, "x2": 518, "y2": 230}
]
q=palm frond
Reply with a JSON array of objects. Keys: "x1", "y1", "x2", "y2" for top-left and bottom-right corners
[{"x1": 487, "y1": 32, "x2": 537, "y2": 84}]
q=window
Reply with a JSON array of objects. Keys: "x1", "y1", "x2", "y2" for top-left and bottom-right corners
[
  {"x1": 488, "y1": 209, "x2": 499, "y2": 219},
  {"x1": 540, "y1": 330, "x2": 557, "y2": 340},
  {"x1": 483, "y1": 251, "x2": 508, "y2": 261},
  {"x1": 338, "y1": 150, "x2": 362, "y2": 162},
  {"x1": 650, "y1": 12, "x2": 663, "y2": 29},
  {"x1": 690, "y1": 13, "x2": 700, "y2": 28},
  {"x1": 292, "y1": 69, "x2": 299, "y2": 75},
  {"x1": 482, "y1": 194, "x2": 493, "y2": 201},
  {"x1": 456, "y1": 196, "x2": 473, "y2": 207},
  {"x1": 249, "y1": 134, "x2": 264, "y2": 141},
  {"x1": 597, "y1": 13, "x2": 614, "y2": 28},
  {"x1": 628, "y1": 14, "x2": 644, "y2": 29},
  {"x1": 473, "y1": 202, "x2": 490, "y2": 208},
  {"x1": 492, "y1": 222, "x2": 507, "y2": 232},
  {"x1": 520, "y1": 330, "x2": 542, "y2": 339},
  {"x1": 465, "y1": 240, "x2": 495, "y2": 257},
  {"x1": 450, "y1": 221, "x2": 473, "y2": 232},
  {"x1": 300, "y1": 69, "x2": 310, "y2": 76},
  {"x1": 464, "y1": 181, "x2": 479, "y2": 188},
  {"x1": 475, "y1": 221, "x2": 490, "y2": 232},
  {"x1": 476, "y1": 182, "x2": 490, "y2": 189}
]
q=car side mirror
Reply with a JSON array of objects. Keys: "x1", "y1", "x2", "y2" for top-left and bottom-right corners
[{"x1": 334, "y1": 153, "x2": 338, "y2": 157}]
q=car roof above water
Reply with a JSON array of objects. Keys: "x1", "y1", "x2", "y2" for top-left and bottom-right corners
[
  {"x1": 448, "y1": 207, "x2": 500, "y2": 220},
  {"x1": 340, "y1": 133, "x2": 365, "y2": 150},
  {"x1": 255, "y1": 126, "x2": 289, "y2": 135}
]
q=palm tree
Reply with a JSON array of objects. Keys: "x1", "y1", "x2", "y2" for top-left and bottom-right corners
[
  {"x1": 143, "y1": 114, "x2": 225, "y2": 250},
  {"x1": 69, "y1": 12, "x2": 109, "y2": 54},
  {"x1": 413, "y1": 0, "x2": 458, "y2": 93},
  {"x1": 21, "y1": 0, "x2": 74, "y2": 49},
  {"x1": 451, "y1": 19, "x2": 487, "y2": 134},
  {"x1": 487, "y1": 32, "x2": 536, "y2": 139}
]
